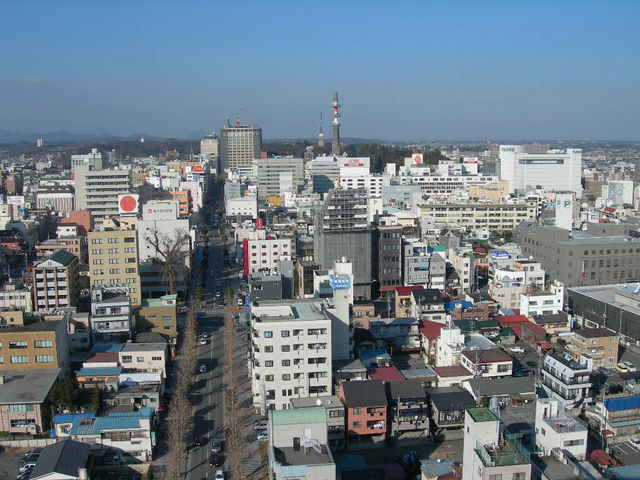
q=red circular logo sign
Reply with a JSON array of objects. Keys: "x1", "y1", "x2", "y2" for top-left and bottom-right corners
[{"x1": 119, "y1": 196, "x2": 137, "y2": 212}]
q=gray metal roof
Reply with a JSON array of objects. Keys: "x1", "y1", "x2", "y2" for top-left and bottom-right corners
[
  {"x1": 120, "y1": 342, "x2": 167, "y2": 352},
  {"x1": 31, "y1": 439, "x2": 90, "y2": 480},
  {"x1": 0, "y1": 368, "x2": 60, "y2": 404},
  {"x1": 466, "y1": 376, "x2": 536, "y2": 397}
]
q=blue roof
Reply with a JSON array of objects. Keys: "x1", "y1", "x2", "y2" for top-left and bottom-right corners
[
  {"x1": 445, "y1": 300, "x2": 473, "y2": 311},
  {"x1": 75, "y1": 367, "x2": 121, "y2": 377},
  {"x1": 109, "y1": 407, "x2": 153, "y2": 418},
  {"x1": 605, "y1": 395, "x2": 640, "y2": 412},
  {"x1": 359, "y1": 349, "x2": 390, "y2": 361},
  {"x1": 53, "y1": 409, "x2": 152, "y2": 436},
  {"x1": 609, "y1": 465, "x2": 640, "y2": 479}
]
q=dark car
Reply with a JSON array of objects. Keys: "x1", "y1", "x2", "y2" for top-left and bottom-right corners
[
  {"x1": 209, "y1": 454, "x2": 224, "y2": 468},
  {"x1": 526, "y1": 361, "x2": 537, "y2": 367},
  {"x1": 513, "y1": 368, "x2": 530, "y2": 377}
]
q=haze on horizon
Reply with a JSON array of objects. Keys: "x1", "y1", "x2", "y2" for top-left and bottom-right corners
[{"x1": 2, "y1": 1, "x2": 639, "y2": 142}]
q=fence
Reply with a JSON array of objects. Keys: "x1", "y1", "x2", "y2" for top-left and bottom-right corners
[{"x1": 0, "y1": 438, "x2": 58, "y2": 448}]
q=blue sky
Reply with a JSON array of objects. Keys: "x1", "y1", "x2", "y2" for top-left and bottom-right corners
[{"x1": 1, "y1": 0, "x2": 639, "y2": 140}]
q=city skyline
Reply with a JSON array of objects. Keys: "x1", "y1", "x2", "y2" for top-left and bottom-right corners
[{"x1": 2, "y1": 1, "x2": 640, "y2": 141}]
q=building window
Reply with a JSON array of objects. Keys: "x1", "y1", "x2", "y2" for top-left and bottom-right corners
[
  {"x1": 282, "y1": 374, "x2": 291, "y2": 381},
  {"x1": 122, "y1": 355, "x2": 132, "y2": 363},
  {"x1": 34, "y1": 340, "x2": 54, "y2": 348},
  {"x1": 282, "y1": 360, "x2": 290, "y2": 366},
  {"x1": 281, "y1": 330, "x2": 290, "y2": 337},
  {"x1": 265, "y1": 361, "x2": 274, "y2": 367},
  {"x1": 353, "y1": 408, "x2": 361, "y2": 415},
  {"x1": 488, "y1": 475, "x2": 502, "y2": 480},
  {"x1": 9, "y1": 404, "x2": 34, "y2": 413},
  {"x1": 263, "y1": 331, "x2": 273, "y2": 338},
  {"x1": 9, "y1": 341, "x2": 28, "y2": 349},
  {"x1": 10, "y1": 356, "x2": 28, "y2": 364},
  {"x1": 264, "y1": 345, "x2": 273, "y2": 353},
  {"x1": 152, "y1": 356, "x2": 162, "y2": 361},
  {"x1": 265, "y1": 375, "x2": 274, "y2": 382},
  {"x1": 281, "y1": 345, "x2": 290, "y2": 352},
  {"x1": 36, "y1": 355, "x2": 54, "y2": 363},
  {"x1": 512, "y1": 474, "x2": 526, "y2": 480},
  {"x1": 563, "y1": 439, "x2": 584, "y2": 446}
]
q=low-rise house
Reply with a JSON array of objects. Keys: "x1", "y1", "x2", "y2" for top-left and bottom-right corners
[
  {"x1": 459, "y1": 349, "x2": 513, "y2": 378},
  {"x1": 411, "y1": 289, "x2": 447, "y2": 323},
  {"x1": 75, "y1": 366, "x2": 121, "y2": 391},
  {"x1": 428, "y1": 387, "x2": 475, "y2": 432},
  {"x1": 136, "y1": 294, "x2": 178, "y2": 339},
  {"x1": 432, "y1": 365, "x2": 472, "y2": 388},
  {"x1": 530, "y1": 312, "x2": 571, "y2": 335},
  {"x1": 368, "y1": 366, "x2": 405, "y2": 382},
  {"x1": 395, "y1": 286, "x2": 424, "y2": 318},
  {"x1": 0, "y1": 368, "x2": 60, "y2": 434},
  {"x1": 289, "y1": 395, "x2": 346, "y2": 451},
  {"x1": 119, "y1": 343, "x2": 168, "y2": 378},
  {"x1": 268, "y1": 407, "x2": 336, "y2": 480},
  {"x1": 387, "y1": 380, "x2": 429, "y2": 439},
  {"x1": 30, "y1": 439, "x2": 92, "y2": 480},
  {"x1": 420, "y1": 320, "x2": 444, "y2": 365},
  {"x1": 369, "y1": 317, "x2": 421, "y2": 353},
  {"x1": 339, "y1": 380, "x2": 388, "y2": 446},
  {"x1": 335, "y1": 358, "x2": 367, "y2": 384},
  {"x1": 401, "y1": 367, "x2": 438, "y2": 388},
  {"x1": 52, "y1": 408, "x2": 155, "y2": 461},
  {"x1": 463, "y1": 376, "x2": 536, "y2": 406},
  {"x1": 105, "y1": 373, "x2": 163, "y2": 413}
]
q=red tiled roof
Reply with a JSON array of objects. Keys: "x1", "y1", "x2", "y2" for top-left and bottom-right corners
[
  {"x1": 420, "y1": 320, "x2": 444, "y2": 340},
  {"x1": 497, "y1": 314, "x2": 528, "y2": 325},
  {"x1": 521, "y1": 322, "x2": 546, "y2": 335},
  {"x1": 395, "y1": 286, "x2": 424, "y2": 296},
  {"x1": 86, "y1": 352, "x2": 119, "y2": 363},
  {"x1": 433, "y1": 365, "x2": 472, "y2": 378},
  {"x1": 368, "y1": 366, "x2": 405, "y2": 382}
]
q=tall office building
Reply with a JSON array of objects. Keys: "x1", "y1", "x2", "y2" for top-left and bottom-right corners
[
  {"x1": 255, "y1": 157, "x2": 304, "y2": 199},
  {"x1": 75, "y1": 168, "x2": 131, "y2": 225},
  {"x1": 200, "y1": 134, "x2": 219, "y2": 157},
  {"x1": 314, "y1": 188, "x2": 373, "y2": 300},
  {"x1": 220, "y1": 121, "x2": 262, "y2": 170},
  {"x1": 499, "y1": 145, "x2": 582, "y2": 197}
]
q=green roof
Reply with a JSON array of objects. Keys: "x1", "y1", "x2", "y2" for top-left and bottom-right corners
[
  {"x1": 272, "y1": 407, "x2": 326, "y2": 426},
  {"x1": 454, "y1": 318, "x2": 499, "y2": 332},
  {"x1": 49, "y1": 249, "x2": 76, "y2": 266},
  {"x1": 467, "y1": 407, "x2": 498, "y2": 423},
  {"x1": 141, "y1": 294, "x2": 177, "y2": 307}
]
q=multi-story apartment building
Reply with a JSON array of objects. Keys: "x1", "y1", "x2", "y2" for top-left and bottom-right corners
[
  {"x1": 74, "y1": 168, "x2": 131, "y2": 225},
  {"x1": 118, "y1": 343, "x2": 168, "y2": 378},
  {"x1": 499, "y1": 145, "x2": 582, "y2": 196},
  {"x1": 169, "y1": 190, "x2": 191, "y2": 217},
  {"x1": 566, "y1": 328, "x2": 618, "y2": 370},
  {"x1": 226, "y1": 196, "x2": 258, "y2": 219},
  {"x1": 387, "y1": 380, "x2": 429, "y2": 438},
  {"x1": 71, "y1": 148, "x2": 103, "y2": 174},
  {"x1": 417, "y1": 200, "x2": 537, "y2": 232},
  {"x1": 339, "y1": 380, "x2": 388, "y2": 446},
  {"x1": 339, "y1": 173, "x2": 386, "y2": 198},
  {"x1": 0, "y1": 283, "x2": 33, "y2": 312},
  {"x1": 0, "y1": 368, "x2": 60, "y2": 434},
  {"x1": 256, "y1": 157, "x2": 304, "y2": 199},
  {"x1": 267, "y1": 407, "x2": 337, "y2": 480},
  {"x1": 517, "y1": 224, "x2": 640, "y2": 287},
  {"x1": 410, "y1": 289, "x2": 447, "y2": 323},
  {"x1": 88, "y1": 228, "x2": 141, "y2": 306},
  {"x1": 540, "y1": 351, "x2": 592, "y2": 410},
  {"x1": 449, "y1": 247, "x2": 475, "y2": 293},
  {"x1": 250, "y1": 303, "x2": 332, "y2": 414},
  {"x1": 90, "y1": 288, "x2": 132, "y2": 342},
  {"x1": 0, "y1": 320, "x2": 69, "y2": 370},
  {"x1": 220, "y1": 122, "x2": 262, "y2": 170},
  {"x1": 315, "y1": 188, "x2": 373, "y2": 300},
  {"x1": 535, "y1": 392, "x2": 588, "y2": 460},
  {"x1": 519, "y1": 285, "x2": 563, "y2": 318},
  {"x1": 403, "y1": 242, "x2": 446, "y2": 289},
  {"x1": 32, "y1": 250, "x2": 80, "y2": 312},
  {"x1": 373, "y1": 224, "x2": 403, "y2": 292},
  {"x1": 462, "y1": 408, "x2": 532, "y2": 480},
  {"x1": 242, "y1": 237, "x2": 292, "y2": 278},
  {"x1": 35, "y1": 237, "x2": 88, "y2": 264}
]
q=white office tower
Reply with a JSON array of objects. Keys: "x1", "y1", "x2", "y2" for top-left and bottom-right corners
[
  {"x1": 71, "y1": 148, "x2": 103, "y2": 177},
  {"x1": 200, "y1": 134, "x2": 219, "y2": 157},
  {"x1": 499, "y1": 145, "x2": 582, "y2": 197},
  {"x1": 554, "y1": 191, "x2": 579, "y2": 230}
]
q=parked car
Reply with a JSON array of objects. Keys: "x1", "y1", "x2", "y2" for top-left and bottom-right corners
[
  {"x1": 630, "y1": 437, "x2": 640, "y2": 448},
  {"x1": 257, "y1": 431, "x2": 269, "y2": 441},
  {"x1": 214, "y1": 469, "x2": 224, "y2": 480},
  {"x1": 22, "y1": 450, "x2": 40, "y2": 459},
  {"x1": 624, "y1": 361, "x2": 637, "y2": 372},
  {"x1": 199, "y1": 338, "x2": 208, "y2": 345},
  {"x1": 253, "y1": 420, "x2": 268, "y2": 431},
  {"x1": 618, "y1": 362, "x2": 630, "y2": 372},
  {"x1": 211, "y1": 439, "x2": 223, "y2": 453},
  {"x1": 509, "y1": 347, "x2": 525, "y2": 354},
  {"x1": 236, "y1": 297, "x2": 244, "y2": 307},
  {"x1": 209, "y1": 454, "x2": 223, "y2": 468},
  {"x1": 199, "y1": 364, "x2": 208, "y2": 373}
]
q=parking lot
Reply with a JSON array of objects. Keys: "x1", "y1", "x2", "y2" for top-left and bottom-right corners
[{"x1": 0, "y1": 449, "x2": 30, "y2": 480}]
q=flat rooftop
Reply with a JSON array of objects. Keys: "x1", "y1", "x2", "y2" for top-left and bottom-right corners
[
  {"x1": 252, "y1": 302, "x2": 326, "y2": 322},
  {"x1": 0, "y1": 368, "x2": 60, "y2": 404},
  {"x1": 468, "y1": 407, "x2": 498, "y2": 423},
  {"x1": 569, "y1": 283, "x2": 640, "y2": 317},
  {"x1": 273, "y1": 446, "x2": 333, "y2": 467}
]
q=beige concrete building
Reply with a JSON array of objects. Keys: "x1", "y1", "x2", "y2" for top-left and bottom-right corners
[
  {"x1": 88, "y1": 229, "x2": 141, "y2": 305},
  {"x1": 32, "y1": 250, "x2": 80, "y2": 312},
  {"x1": 567, "y1": 327, "x2": 619, "y2": 369},
  {"x1": 137, "y1": 294, "x2": 178, "y2": 339},
  {"x1": 468, "y1": 180, "x2": 510, "y2": 202},
  {"x1": 418, "y1": 200, "x2": 537, "y2": 232},
  {"x1": 0, "y1": 320, "x2": 69, "y2": 370},
  {"x1": 74, "y1": 168, "x2": 131, "y2": 225}
]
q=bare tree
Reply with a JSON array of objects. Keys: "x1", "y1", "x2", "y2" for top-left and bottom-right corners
[
  {"x1": 145, "y1": 227, "x2": 192, "y2": 295},
  {"x1": 164, "y1": 311, "x2": 198, "y2": 480},
  {"x1": 223, "y1": 294, "x2": 242, "y2": 479}
]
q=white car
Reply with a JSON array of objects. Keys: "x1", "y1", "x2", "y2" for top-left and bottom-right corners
[
  {"x1": 618, "y1": 362, "x2": 630, "y2": 372},
  {"x1": 199, "y1": 338, "x2": 208, "y2": 345},
  {"x1": 178, "y1": 305, "x2": 189, "y2": 313},
  {"x1": 214, "y1": 470, "x2": 224, "y2": 480},
  {"x1": 509, "y1": 347, "x2": 525, "y2": 354},
  {"x1": 630, "y1": 437, "x2": 640, "y2": 448},
  {"x1": 624, "y1": 361, "x2": 637, "y2": 372}
]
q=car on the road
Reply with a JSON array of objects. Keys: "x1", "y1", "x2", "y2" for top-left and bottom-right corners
[
  {"x1": 199, "y1": 364, "x2": 208, "y2": 373},
  {"x1": 513, "y1": 368, "x2": 530, "y2": 377},
  {"x1": 211, "y1": 439, "x2": 223, "y2": 453},
  {"x1": 19, "y1": 463, "x2": 36, "y2": 473},
  {"x1": 23, "y1": 450, "x2": 41, "y2": 459},
  {"x1": 253, "y1": 420, "x2": 268, "y2": 431},
  {"x1": 199, "y1": 338, "x2": 208, "y2": 345},
  {"x1": 257, "y1": 431, "x2": 269, "y2": 441},
  {"x1": 236, "y1": 297, "x2": 244, "y2": 306},
  {"x1": 623, "y1": 361, "x2": 637, "y2": 372},
  {"x1": 618, "y1": 362, "x2": 630, "y2": 372},
  {"x1": 630, "y1": 437, "x2": 640, "y2": 448},
  {"x1": 214, "y1": 469, "x2": 224, "y2": 480},
  {"x1": 509, "y1": 347, "x2": 525, "y2": 354},
  {"x1": 200, "y1": 332, "x2": 209, "y2": 338},
  {"x1": 178, "y1": 305, "x2": 189, "y2": 313},
  {"x1": 209, "y1": 454, "x2": 223, "y2": 468}
]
